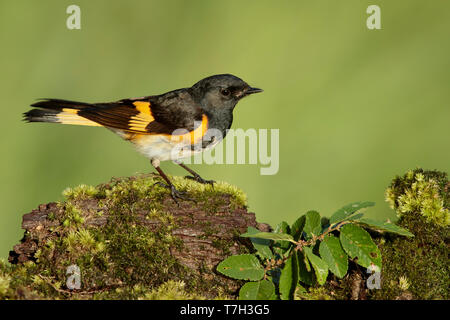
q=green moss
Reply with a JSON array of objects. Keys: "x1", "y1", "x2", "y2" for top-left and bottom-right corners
[
  {"x1": 385, "y1": 168, "x2": 449, "y2": 227},
  {"x1": 63, "y1": 184, "x2": 102, "y2": 200},
  {"x1": 295, "y1": 285, "x2": 335, "y2": 300},
  {"x1": 368, "y1": 168, "x2": 449, "y2": 300},
  {"x1": 369, "y1": 210, "x2": 449, "y2": 300},
  {"x1": 96, "y1": 174, "x2": 247, "y2": 209},
  {"x1": 60, "y1": 202, "x2": 85, "y2": 228},
  {"x1": 0, "y1": 261, "x2": 12, "y2": 297},
  {"x1": 139, "y1": 280, "x2": 216, "y2": 300},
  {"x1": 166, "y1": 175, "x2": 248, "y2": 210}
]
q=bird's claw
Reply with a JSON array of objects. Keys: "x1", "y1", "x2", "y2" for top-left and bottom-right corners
[
  {"x1": 153, "y1": 181, "x2": 194, "y2": 205},
  {"x1": 185, "y1": 175, "x2": 215, "y2": 187}
]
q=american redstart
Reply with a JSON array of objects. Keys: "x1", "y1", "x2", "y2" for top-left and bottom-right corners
[{"x1": 24, "y1": 74, "x2": 263, "y2": 202}]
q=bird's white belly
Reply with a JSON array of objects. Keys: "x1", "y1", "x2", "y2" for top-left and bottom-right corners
[
  {"x1": 136, "y1": 134, "x2": 223, "y2": 162},
  {"x1": 132, "y1": 135, "x2": 183, "y2": 161},
  {"x1": 112, "y1": 128, "x2": 222, "y2": 162}
]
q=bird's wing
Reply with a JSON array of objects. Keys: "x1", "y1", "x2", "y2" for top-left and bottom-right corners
[
  {"x1": 26, "y1": 91, "x2": 207, "y2": 137},
  {"x1": 119, "y1": 89, "x2": 204, "y2": 134}
]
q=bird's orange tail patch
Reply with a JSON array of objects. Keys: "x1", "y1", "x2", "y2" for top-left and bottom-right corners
[{"x1": 56, "y1": 109, "x2": 102, "y2": 126}]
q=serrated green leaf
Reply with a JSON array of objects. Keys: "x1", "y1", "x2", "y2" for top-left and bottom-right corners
[
  {"x1": 275, "y1": 221, "x2": 290, "y2": 233},
  {"x1": 319, "y1": 236, "x2": 348, "y2": 278},
  {"x1": 274, "y1": 221, "x2": 291, "y2": 251},
  {"x1": 217, "y1": 254, "x2": 264, "y2": 281},
  {"x1": 239, "y1": 280, "x2": 276, "y2": 300},
  {"x1": 297, "y1": 251, "x2": 314, "y2": 286},
  {"x1": 353, "y1": 218, "x2": 414, "y2": 237},
  {"x1": 329, "y1": 202, "x2": 375, "y2": 225},
  {"x1": 339, "y1": 224, "x2": 382, "y2": 269},
  {"x1": 245, "y1": 227, "x2": 274, "y2": 259},
  {"x1": 290, "y1": 215, "x2": 306, "y2": 241},
  {"x1": 303, "y1": 211, "x2": 322, "y2": 239},
  {"x1": 279, "y1": 253, "x2": 298, "y2": 300},
  {"x1": 240, "y1": 231, "x2": 295, "y2": 243},
  {"x1": 303, "y1": 247, "x2": 329, "y2": 285},
  {"x1": 348, "y1": 213, "x2": 364, "y2": 221}
]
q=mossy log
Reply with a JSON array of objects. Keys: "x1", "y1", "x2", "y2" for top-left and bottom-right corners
[{"x1": 3, "y1": 174, "x2": 268, "y2": 299}]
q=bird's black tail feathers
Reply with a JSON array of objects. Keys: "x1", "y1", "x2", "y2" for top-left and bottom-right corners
[{"x1": 24, "y1": 99, "x2": 101, "y2": 126}]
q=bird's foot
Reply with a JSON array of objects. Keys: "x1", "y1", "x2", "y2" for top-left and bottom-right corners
[
  {"x1": 185, "y1": 174, "x2": 215, "y2": 187},
  {"x1": 153, "y1": 182, "x2": 194, "y2": 205}
]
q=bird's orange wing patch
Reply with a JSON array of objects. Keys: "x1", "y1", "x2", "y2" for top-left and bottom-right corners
[
  {"x1": 128, "y1": 101, "x2": 155, "y2": 132},
  {"x1": 163, "y1": 114, "x2": 208, "y2": 144},
  {"x1": 130, "y1": 114, "x2": 209, "y2": 145},
  {"x1": 186, "y1": 114, "x2": 209, "y2": 144}
]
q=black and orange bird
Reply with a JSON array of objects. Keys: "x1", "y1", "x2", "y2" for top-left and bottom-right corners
[{"x1": 24, "y1": 74, "x2": 263, "y2": 202}]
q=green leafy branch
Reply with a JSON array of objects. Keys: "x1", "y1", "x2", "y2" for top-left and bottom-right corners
[{"x1": 217, "y1": 201, "x2": 414, "y2": 300}]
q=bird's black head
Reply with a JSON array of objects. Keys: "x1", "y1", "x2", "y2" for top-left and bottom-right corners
[{"x1": 191, "y1": 74, "x2": 262, "y2": 112}]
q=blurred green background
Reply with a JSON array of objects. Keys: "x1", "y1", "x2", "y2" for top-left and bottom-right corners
[{"x1": 1, "y1": 0, "x2": 449, "y2": 259}]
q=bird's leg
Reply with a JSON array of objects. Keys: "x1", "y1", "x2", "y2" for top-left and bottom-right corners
[
  {"x1": 176, "y1": 162, "x2": 215, "y2": 186},
  {"x1": 151, "y1": 159, "x2": 192, "y2": 204}
]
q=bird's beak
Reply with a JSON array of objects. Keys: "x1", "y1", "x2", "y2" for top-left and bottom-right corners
[{"x1": 245, "y1": 87, "x2": 264, "y2": 95}]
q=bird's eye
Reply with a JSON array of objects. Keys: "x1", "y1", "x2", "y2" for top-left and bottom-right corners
[{"x1": 221, "y1": 88, "x2": 231, "y2": 96}]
